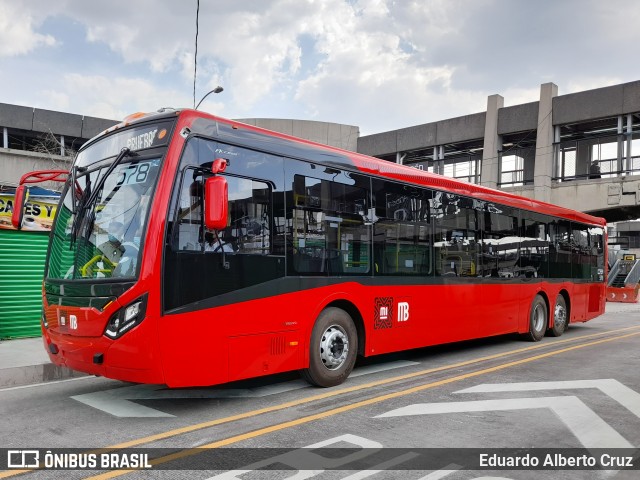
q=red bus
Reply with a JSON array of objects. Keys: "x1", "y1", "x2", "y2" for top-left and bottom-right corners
[{"x1": 16, "y1": 109, "x2": 606, "y2": 388}]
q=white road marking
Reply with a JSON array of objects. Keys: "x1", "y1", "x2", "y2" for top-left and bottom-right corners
[
  {"x1": 340, "y1": 452, "x2": 420, "y2": 479},
  {"x1": 0, "y1": 375, "x2": 94, "y2": 393},
  {"x1": 377, "y1": 396, "x2": 633, "y2": 448},
  {"x1": 206, "y1": 434, "x2": 382, "y2": 479},
  {"x1": 71, "y1": 360, "x2": 419, "y2": 417},
  {"x1": 351, "y1": 360, "x2": 419, "y2": 377},
  {"x1": 456, "y1": 379, "x2": 640, "y2": 418},
  {"x1": 417, "y1": 465, "x2": 463, "y2": 480}
]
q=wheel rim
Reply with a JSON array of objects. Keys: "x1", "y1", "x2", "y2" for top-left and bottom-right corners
[
  {"x1": 554, "y1": 300, "x2": 567, "y2": 330},
  {"x1": 532, "y1": 304, "x2": 545, "y2": 332},
  {"x1": 319, "y1": 324, "x2": 349, "y2": 370}
]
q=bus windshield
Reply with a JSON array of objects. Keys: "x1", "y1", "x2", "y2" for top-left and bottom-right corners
[{"x1": 46, "y1": 123, "x2": 171, "y2": 280}]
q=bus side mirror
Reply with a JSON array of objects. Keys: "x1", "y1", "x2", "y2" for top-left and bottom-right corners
[
  {"x1": 11, "y1": 185, "x2": 28, "y2": 230},
  {"x1": 204, "y1": 176, "x2": 228, "y2": 231}
]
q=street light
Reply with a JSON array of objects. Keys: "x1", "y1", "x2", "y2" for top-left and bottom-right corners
[{"x1": 195, "y1": 86, "x2": 224, "y2": 110}]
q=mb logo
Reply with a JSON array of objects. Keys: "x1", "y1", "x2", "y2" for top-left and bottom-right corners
[
  {"x1": 397, "y1": 302, "x2": 409, "y2": 322},
  {"x1": 7, "y1": 450, "x2": 39, "y2": 468}
]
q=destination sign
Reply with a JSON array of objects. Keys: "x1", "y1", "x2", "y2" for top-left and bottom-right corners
[{"x1": 76, "y1": 120, "x2": 174, "y2": 168}]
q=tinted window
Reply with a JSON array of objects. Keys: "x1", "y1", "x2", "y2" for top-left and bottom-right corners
[
  {"x1": 164, "y1": 138, "x2": 285, "y2": 311},
  {"x1": 549, "y1": 220, "x2": 572, "y2": 278},
  {"x1": 519, "y1": 212, "x2": 550, "y2": 278},
  {"x1": 571, "y1": 223, "x2": 591, "y2": 280},
  {"x1": 372, "y1": 179, "x2": 432, "y2": 276},
  {"x1": 433, "y1": 192, "x2": 480, "y2": 277},
  {"x1": 481, "y1": 205, "x2": 519, "y2": 278},
  {"x1": 286, "y1": 163, "x2": 371, "y2": 276}
]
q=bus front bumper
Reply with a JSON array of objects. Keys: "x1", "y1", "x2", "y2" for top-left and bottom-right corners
[{"x1": 42, "y1": 319, "x2": 164, "y2": 384}]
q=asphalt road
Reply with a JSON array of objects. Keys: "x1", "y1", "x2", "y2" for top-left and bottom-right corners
[{"x1": 1, "y1": 302, "x2": 639, "y2": 480}]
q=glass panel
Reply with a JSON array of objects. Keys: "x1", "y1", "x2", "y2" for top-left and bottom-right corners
[
  {"x1": 75, "y1": 121, "x2": 173, "y2": 168},
  {"x1": 291, "y1": 173, "x2": 370, "y2": 276},
  {"x1": 571, "y1": 224, "x2": 592, "y2": 280},
  {"x1": 549, "y1": 220, "x2": 572, "y2": 278},
  {"x1": 372, "y1": 180, "x2": 432, "y2": 276},
  {"x1": 519, "y1": 213, "x2": 550, "y2": 278},
  {"x1": 47, "y1": 158, "x2": 161, "y2": 279},
  {"x1": 174, "y1": 167, "x2": 204, "y2": 252},
  {"x1": 208, "y1": 178, "x2": 271, "y2": 255},
  {"x1": 480, "y1": 207, "x2": 519, "y2": 278},
  {"x1": 164, "y1": 139, "x2": 286, "y2": 310},
  {"x1": 433, "y1": 192, "x2": 480, "y2": 277}
]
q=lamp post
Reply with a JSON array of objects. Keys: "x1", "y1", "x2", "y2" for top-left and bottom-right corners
[{"x1": 195, "y1": 86, "x2": 224, "y2": 110}]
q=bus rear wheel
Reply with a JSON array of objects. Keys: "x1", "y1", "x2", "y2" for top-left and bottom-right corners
[
  {"x1": 549, "y1": 294, "x2": 568, "y2": 337},
  {"x1": 526, "y1": 294, "x2": 547, "y2": 342},
  {"x1": 301, "y1": 307, "x2": 358, "y2": 388}
]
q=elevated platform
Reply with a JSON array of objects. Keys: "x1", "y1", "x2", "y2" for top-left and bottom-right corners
[{"x1": 507, "y1": 175, "x2": 640, "y2": 223}]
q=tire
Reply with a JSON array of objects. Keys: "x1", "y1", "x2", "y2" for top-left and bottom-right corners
[
  {"x1": 525, "y1": 294, "x2": 547, "y2": 342},
  {"x1": 301, "y1": 307, "x2": 358, "y2": 388},
  {"x1": 549, "y1": 294, "x2": 568, "y2": 337}
]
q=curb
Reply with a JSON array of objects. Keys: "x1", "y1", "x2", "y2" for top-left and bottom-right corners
[{"x1": 0, "y1": 363, "x2": 88, "y2": 389}]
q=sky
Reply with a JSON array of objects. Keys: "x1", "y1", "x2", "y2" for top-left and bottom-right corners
[{"x1": 1, "y1": 0, "x2": 639, "y2": 136}]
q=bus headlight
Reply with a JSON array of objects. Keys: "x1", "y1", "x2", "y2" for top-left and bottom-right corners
[{"x1": 104, "y1": 294, "x2": 148, "y2": 339}]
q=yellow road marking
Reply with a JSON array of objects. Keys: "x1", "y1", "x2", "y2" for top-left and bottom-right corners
[
  {"x1": 1, "y1": 325, "x2": 638, "y2": 479},
  {"x1": 91, "y1": 325, "x2": 640, "y2": 450},
  {"x1": 84, "y1": 329, "x2": 640, "y2": 479}
]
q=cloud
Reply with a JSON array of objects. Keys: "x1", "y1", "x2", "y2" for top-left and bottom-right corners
[
  {"x1": 0, "y1": 1, "x2": 56, "y2": 56},
  {"x1": 56, "y1": 73, "x2": 200, "y2": 120},
  {"x1": 293, "y1": 1, "x2": 466, "y2": 132},
  {"x1": 2, "y1": 0, "x2": 640, "y2": 136}
]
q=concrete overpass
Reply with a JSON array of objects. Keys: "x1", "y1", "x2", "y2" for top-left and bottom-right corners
[
  {"x1": 2, "y1": 80, "x2": 639, "y2": 221},
  {"x1": 0, "y1": 103, "x2": 116, "y2": 191},
  {"x1": 505, "y1": 177, "x2": 640, "y2": 222},
  {"x1": 0, "y1": 104, "x2": 358, "y2": 192},
  {"x1": 357, "y1": 80, "x2": 640, "y2": 222}
]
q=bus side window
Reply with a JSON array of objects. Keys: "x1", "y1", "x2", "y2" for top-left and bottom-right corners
[
  {"x1": 519, "y1": 213, "x2": 550, "y2": 278},
  {"x1": 372, "y1": 179, "x2": 432, "y2": 276},
  {"x1": 223, "y1": 177, "x2": 271, "y2": 255},
  {"x1": 290, "y1": 173, "x2": 370, "y2": 276},
  {"x1": 432, "y1": 192, "x2": 479, "y2": 277},
  {"x1": 571, "y1": 224, "x2": 591, "y2": 280},
  {"x1": 175, "y1": 168, "x2": 204, "y2": 252},
  {"x1": 481, "y1": 208, "x2": 519, "y2": 278},
  {"x1": 549, "y1": 220, "x2": 572, "y2": 278}
]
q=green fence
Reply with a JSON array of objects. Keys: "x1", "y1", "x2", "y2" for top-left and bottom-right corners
[{"x1": 0, "y1": 229, "x2": 49, "y2": 339}]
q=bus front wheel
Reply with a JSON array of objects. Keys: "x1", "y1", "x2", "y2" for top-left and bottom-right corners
[
  {"x1": 526, "y1": 295, "x2": 547, "y2": 342},
  {"x1": 301, "y1": 307, "x2": 358, "y2": 387},
  {"x1": 548, "y1": 294, "x2": 568, "y2": 337}
]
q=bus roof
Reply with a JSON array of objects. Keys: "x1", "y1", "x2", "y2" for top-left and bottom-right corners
[{"x1": 117, "y1": 108, "x2": 606, "y2": 228}]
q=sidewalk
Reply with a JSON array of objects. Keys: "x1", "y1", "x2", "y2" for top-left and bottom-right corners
[
  {"x1": 0, "y1": 336, "x2": 86, "y2": 388},
  {"x1": 0, "y1": 301, "x2": 637, "y2": 389}
]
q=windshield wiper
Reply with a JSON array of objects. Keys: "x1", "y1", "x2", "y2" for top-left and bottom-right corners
[
  {"x1": 85, "y1": 148, "x2": 135, "y2": 209},
  {"x1": 71, "y1": 148, "x2": 135, "y2": 244}
]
